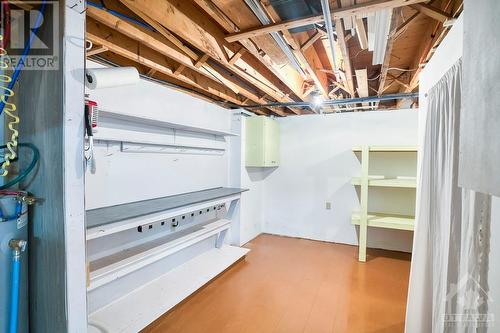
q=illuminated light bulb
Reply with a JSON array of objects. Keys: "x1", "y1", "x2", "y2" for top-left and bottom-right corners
[{"x1": 312, "y1": 95, "x2": 323, "y2": 108}]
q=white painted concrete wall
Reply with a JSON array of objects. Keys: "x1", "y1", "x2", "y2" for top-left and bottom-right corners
[
  {"x1": 262, "y1": 110, "x2": 418, "y2": 253},
  {"x1": 229, "y1": 113, "x2": 269, "y2": 245},
  {"x1": 85, "y1": 61, "x2": 232, "y2": 209},
  {"x1": 418, "y1": 14, "x2": 500, "y2": 330}
]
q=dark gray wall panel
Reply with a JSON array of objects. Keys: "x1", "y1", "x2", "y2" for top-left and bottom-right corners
[{"x1": 17, "y1": 1, "x2": 87, "y2": 331}]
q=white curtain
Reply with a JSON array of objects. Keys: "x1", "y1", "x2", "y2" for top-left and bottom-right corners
[{"x1": 405, "y1": 60, "x2": 492, "y2": 333}]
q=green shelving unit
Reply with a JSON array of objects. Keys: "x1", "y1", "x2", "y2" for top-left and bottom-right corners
[{"x1": 352, "y1": 146, "x2": 418, "y2": 262}]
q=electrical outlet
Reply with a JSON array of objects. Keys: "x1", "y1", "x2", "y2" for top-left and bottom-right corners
[{"x1": 325, "y1": 202, "x2": 332, "y2": 210}]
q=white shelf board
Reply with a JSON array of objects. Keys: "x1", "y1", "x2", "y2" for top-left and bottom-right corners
[
  {"x1": 352, "y1": 146, "x2": 417, "y2": 152},
  {"x1": 88, "y1": 219, "x2": 232, "y2": 291},
  {"x1": 351, "y1": 177, "x2": 416, "y2": 188},
  {"x1": 351, "y1": 212, "x2": 415, "y2": 231},
  {"x1": 99, "y1": 109, "x2": 238, "y2": 137},
  {"x1": 93, "y1": 127, "x2": 226, "y2": 151},
  {"x1": 88, "y1": 244, "x2": 249, "y2": 333}
]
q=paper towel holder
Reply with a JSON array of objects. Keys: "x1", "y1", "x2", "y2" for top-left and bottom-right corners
[{"x1": 85, "y1": 66, "x2": 140, "y2": 90}]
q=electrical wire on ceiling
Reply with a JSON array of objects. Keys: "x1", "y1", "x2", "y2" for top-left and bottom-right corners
[
  {"x1": 387, "y1": 67, "x2": 418, "y2": 72},
  {"x1": 234, "y1": 92, "x2": 418, "y2": 109}
]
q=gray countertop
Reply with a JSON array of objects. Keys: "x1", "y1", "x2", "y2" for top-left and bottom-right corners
[{"x1": 86, "y1": 187, "x2": 248, "y2": 229}]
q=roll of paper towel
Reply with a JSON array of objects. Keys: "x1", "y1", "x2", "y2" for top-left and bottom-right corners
[{"x1": 85, "y1": 67, "x2": 140, "y2": 89}]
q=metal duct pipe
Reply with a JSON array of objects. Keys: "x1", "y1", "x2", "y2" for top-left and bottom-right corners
[
  {"x1": 232, "y1": 92, "x2": 418, "y2": 109},
  {"x1": 320, "y1": 0, "x2": 338, "y2": 72},
  {"x1": 244, "y1": 0, "x2": 306, "y2": 77}
]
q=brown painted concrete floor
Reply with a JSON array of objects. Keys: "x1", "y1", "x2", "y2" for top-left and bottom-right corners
[{"x1": 143, "y1": 234, "x2": 411, "y2": 333}]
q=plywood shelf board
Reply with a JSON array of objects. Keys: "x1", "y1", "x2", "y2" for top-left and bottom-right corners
[
  {"x1": 88, "y1": 245, "x2": 249, "y2": 333},
  {"x1": 88, "y1": 219, "x2": 231, "y2": 290},
  {"x1": 352, "y1": 212, "x2": 415, "y2": 231},
  {"x1": 99, "y1": 109, "x2": 239, "y2": 137}
]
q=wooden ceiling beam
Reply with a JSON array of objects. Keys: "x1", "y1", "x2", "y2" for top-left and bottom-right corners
[
  {"x1": 228, "y1": 47, "x2": 247, "y2": 65},
  {"x1": 400, "y1": 0, "x2": 457, "y2": 94},
  {"x1": 87, "y1": 45, "x2": 108, "y2": 56},
  {"x1": 334, "y1": 17, "x2": 355, "y2": 96},
  {"x1": 88, "y1": 4, "x2": 284, "y2": 113},
  {"x1": 300, "y1": 31, "x2": 323, "y2": 52},
  {"x1": 192, "y1": 0, "x2": 240, "y2": 33},
  {"x1": 410, "y1": 3, "x2": 453, "y2": 23},
  {"x1": 260, "y1": 2, "x2": 329, "y2": 98},
  {"x1": 225, "y1": 0, "x2": 427, "y2": 42},
  {"x1": 191, "y1": 0, "x2": 307, "y2": 105},
  {"x1": 119, "y1": 0, "x2": 301, "y2": 108},
  {"x1": 95, "y1": 51, "x2": 236, "y2": 106},
  {"x1": 355, "y1": 69, "x2": 369, "y2": 97},
  {"x1": 328, "y1": 76, "x2": 351, "y2": 95},
  {"x1": 392, "y1": 11, "x2": 420, "y2": 40},
  {"x1": 355, "y1": 17, "x2": 368, "y2": 50},
  {"x1": 387, "y1": 72, "x2": 410, "y2": 90},
  {"x1": 86, "y1": 20, "x2": 245, "y2": 105},
  {"x1": 167, "y1": 0, "x2": 304, "y2": 114}
]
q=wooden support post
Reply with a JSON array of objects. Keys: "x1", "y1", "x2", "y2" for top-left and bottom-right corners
[{"x1": 359, "y1": 146, "x2": 370, "y2": 262}]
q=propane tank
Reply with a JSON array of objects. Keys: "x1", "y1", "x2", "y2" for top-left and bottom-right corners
[{"x1": 0, "y1": 194, "x2": 28, "y2": 333}]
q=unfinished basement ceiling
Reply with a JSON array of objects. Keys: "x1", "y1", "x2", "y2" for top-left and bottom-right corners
[{"x1": 84, "y1": 0, "x2": 463, "y2": 116}]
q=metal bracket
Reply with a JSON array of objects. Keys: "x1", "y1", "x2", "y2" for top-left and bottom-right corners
[{"x1": 215, "y1": 229, "x2": 228, "y2": 248}]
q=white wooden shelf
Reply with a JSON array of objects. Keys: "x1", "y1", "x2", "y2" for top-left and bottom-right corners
[
  {"x1": 352, "y1": 145, "x2": 417, "y2": 262},
  {"x1": 93, "y1": 127, "x2": 226, "y2": 152},
  {"x1": 352, "y1": 146, "x2": 417, "y2": 152},
  {"x1": 351, "y1": 212, "x2": 415, "y2": 231},
  {"x1": 88, "y1": 245, "x2": 249, "y2": 333},
  {"x1": 86, "y1": 188, "x2": 246, "y2": 240},
  {"x1": 88, "y1": 219, "x2": 232, "y2": 291},
  {"x1": 351, "y1": 177, "x2": 416, "y2": 188},
  {"x1": 99, "y1": 109, "x2": 238, "y2": 137}
]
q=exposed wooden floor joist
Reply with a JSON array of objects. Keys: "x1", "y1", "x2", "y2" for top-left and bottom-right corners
[{"x1": 84, "y1": 0, "x2": 462, "y2": 115}]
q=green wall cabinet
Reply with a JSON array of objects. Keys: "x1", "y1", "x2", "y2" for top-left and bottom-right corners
[{"x1": 245, "y1": 116, "x2": 280, "y2": 167}]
